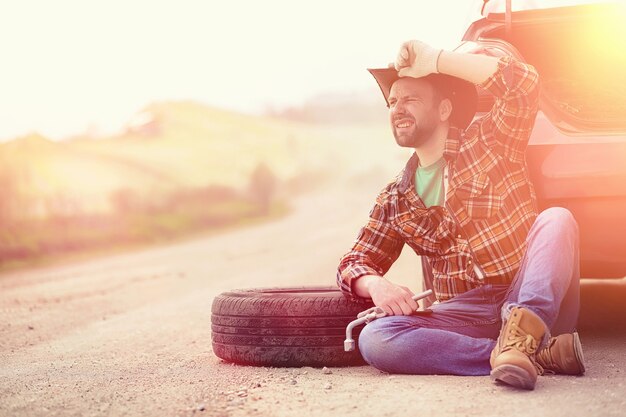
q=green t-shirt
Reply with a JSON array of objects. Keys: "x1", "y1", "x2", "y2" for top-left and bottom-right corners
[{"x1": 414, "y1": 157, "x2": 445, "y2": 208}]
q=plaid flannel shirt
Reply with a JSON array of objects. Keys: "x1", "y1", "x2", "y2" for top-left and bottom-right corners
[{"x1": 337, "y1": 56, "x2": 541, "y2": 302}]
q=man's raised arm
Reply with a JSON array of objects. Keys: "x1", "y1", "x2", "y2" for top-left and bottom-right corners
[{"x1": 395, "y1": 40, "x2": 500, "y2": 84}]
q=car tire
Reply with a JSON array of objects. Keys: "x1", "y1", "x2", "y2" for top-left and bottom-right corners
[{"x1": 211, "y1": 286, "x2": 374, "y2": 367}]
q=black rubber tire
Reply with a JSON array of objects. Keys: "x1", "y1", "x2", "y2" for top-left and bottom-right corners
[{"x1": 211, "y1": 286, "x2": 374, "y2": 367}]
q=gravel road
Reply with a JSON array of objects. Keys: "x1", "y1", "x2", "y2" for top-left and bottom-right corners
[{"x1": 1, "y1": 180, "x2": 625, "y2": 417}]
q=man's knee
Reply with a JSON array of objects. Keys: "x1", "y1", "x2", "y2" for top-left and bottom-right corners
[
  {"x1": 357, "y1": 319, "x2": 391, "y2": 366},
  {"x1": 536, "y1": 207, "x2": 578, "y2": 234},
  {"x1": 357, "y1": 317, "x2": 425, "y2": 372}
]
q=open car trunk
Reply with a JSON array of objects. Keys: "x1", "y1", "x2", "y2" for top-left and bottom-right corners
[{"x1": 463, "y1": 3, "x2": 626, "y2": 278}]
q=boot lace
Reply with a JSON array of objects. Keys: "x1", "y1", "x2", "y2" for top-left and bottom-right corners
[
  {"x1": 505, "y1": 325, "x2": 538, "y2": 354},
  {"x1": 504, "y1": 323, "x2": 545, "y2": 375},
  {"x1": 536, "y1": 338, "x2": 558, "y2": 376}
]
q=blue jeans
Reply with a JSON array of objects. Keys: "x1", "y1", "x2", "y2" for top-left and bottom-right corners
[{"x1": 358, "y1": 207, "x2": 580, "y2": 376}]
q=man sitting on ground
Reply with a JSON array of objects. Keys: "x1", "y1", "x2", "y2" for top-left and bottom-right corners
[{"x1": 336, "y1": 40, "x2": 585, "y2": 390}]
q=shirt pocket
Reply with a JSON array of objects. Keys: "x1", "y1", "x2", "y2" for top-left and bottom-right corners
[
  {"x1": 454, "y1": 172, "x2": 503, "y2": 219},
  {"x1": 395, "y1": 203, "x2": 434, "y2": 243}
]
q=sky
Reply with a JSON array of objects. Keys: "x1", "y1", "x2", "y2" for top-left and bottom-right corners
[{"x1": 0, "y1": 0, "x2": 609, "y2": 140}]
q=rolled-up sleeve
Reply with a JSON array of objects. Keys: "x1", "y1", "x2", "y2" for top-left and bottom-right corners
[
  {"x1": 336, "y1": 194, "x2": 404, "y2": 301},
  {"x1": 478, "y1": 56, "x2": 540, "y2": 163}
]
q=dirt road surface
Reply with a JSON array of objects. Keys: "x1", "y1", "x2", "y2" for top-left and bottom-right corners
[{"x1": 1, "y1": 178, "x2": 625, "y2": 417}]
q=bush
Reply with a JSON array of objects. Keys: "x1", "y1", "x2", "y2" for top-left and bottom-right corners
[{"x1": 248, "y1": 163, "x2": 277, "y2": 214}]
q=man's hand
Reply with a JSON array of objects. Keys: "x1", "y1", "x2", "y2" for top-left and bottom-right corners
[
  {"x1": 354, "y1": 275, "x2": 419, "y2": 316},
  {"x1": 394, "y1": 40, "x2": 442, "y2": 78},
  {"x1": 395, "y1": 40, "x2": 501, "y2": 85}
]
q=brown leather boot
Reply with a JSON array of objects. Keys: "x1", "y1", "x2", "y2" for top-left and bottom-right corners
[
  {"x1": 490, "y1": 307, "x2": 546, "y2": 390},
  {"x1": 536, "y1": 332, "x2": 585, "y2": 375}
]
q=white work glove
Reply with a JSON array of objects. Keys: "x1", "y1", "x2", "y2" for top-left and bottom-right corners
[{"x1": 394, "y1": 40, "x2": 443, "y2": 78}]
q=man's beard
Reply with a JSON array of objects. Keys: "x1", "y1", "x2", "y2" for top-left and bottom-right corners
[{"x1": 392, "y1": 111, "x2": 439, "y2": 148}]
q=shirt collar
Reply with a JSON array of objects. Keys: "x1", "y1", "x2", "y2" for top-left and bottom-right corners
[
  {"x1": 398, "y1": 153, "x2": 419, "y2": 193},
  {"x1": 443, "y1": 127, "x2": 461, "y2": 163}
]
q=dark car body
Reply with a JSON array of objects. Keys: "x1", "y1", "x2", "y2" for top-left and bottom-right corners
[{"x1": 458, "y1": 2, "x2": 626, "y2": 278}]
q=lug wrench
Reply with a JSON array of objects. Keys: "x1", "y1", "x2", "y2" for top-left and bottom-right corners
[{"x1": 344, "y1": 289, "x2": 433, "y2": 352}]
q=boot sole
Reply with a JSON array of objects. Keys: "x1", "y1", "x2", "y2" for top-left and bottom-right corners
[
  {"x1": 491, "y1": 364, "x2": 536, "y2": 390},
  {"x1": 573, "y1": 332, "x2": 586, "y2": 375}
]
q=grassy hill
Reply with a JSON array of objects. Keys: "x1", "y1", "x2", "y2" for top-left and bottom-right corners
[
  {"x1": 1, "y1": 101, "x2": 353, "y2": 216},
  {"x1": 0, "y1": 100, "x2": 397, "y2": 268}
]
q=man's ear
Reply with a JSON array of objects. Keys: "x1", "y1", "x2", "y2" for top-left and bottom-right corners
[{"x1": 439, "y1": 98, "x2": 453, "y2": 123}]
